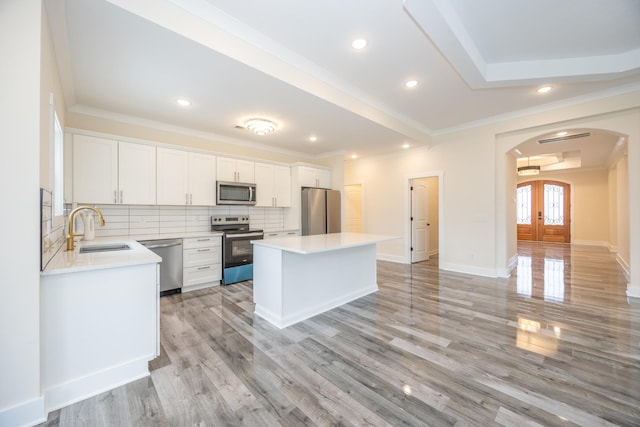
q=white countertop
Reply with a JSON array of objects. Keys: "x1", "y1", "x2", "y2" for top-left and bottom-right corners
[
  {"x1": 42, "y1": 231, "x2": 224, "y2": 275},
  {"x1": 42, "y1": 240, "x2": 162, "y2": 276},
  {"x1": 251, "y1": 232, "x2": 398, "y2": 254}
]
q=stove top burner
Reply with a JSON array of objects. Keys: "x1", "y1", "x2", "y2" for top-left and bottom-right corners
[{"x1": 211, "y1": 215, "x2": 262, "y2": 233}]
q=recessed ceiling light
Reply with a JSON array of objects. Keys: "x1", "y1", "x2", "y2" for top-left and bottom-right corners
[
  {"x1": 352, "y1": 38, "x2": 367, "y2": 50},
  {"x1": 537, "y1": 86, "x2": 553, "y2": 94},
  {"x1": 402, "y1": 143, "x2": 410, "y2": 149},
  {"x1": 556, "y1": 131, "x2": 568, "y2": 136},
  {"x1": 309, "y1": 135, "x2": 317, "y2": 142},
  {"x1": 405, "y1": 80, "x2": 418, "y2": 88},
  {"x1": 176, "y1": 98, "x2": 191, "y2": 107},
  {"x1": 351, "y1": 154, "x2": 358, "y2": 159}
]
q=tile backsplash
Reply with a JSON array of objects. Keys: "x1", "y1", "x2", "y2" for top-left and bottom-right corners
[
  {"x1": 41, "y1": 189, "x2": 64, "y2": 270},
  {"x1": 68, "y1": 204, "x2": 285, "y2": 238}
]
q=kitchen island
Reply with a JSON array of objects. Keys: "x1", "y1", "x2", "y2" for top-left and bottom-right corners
[{"x1": 251, "y1": 232, "x2": 397, "y2": 328}]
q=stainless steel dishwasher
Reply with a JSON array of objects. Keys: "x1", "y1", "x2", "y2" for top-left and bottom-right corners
[{"x1": 140, "y1": 239, "x2": 183, "y2": 296}]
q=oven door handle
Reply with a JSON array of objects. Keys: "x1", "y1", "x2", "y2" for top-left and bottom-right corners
[{"x1": 226, "y1": 232, "x2": 264, "y2": 239}]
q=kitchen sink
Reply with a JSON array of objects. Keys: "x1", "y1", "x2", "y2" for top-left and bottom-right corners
[{"x1": 79, "y1": 243, "x2": 132, "y2": 254}]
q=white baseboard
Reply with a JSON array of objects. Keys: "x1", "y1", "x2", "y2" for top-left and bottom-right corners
[
  {"x1": 439, "y1": 262, "x2": 497, "y2": 278},
  {"x1": 616, "y1": 254, "x2": 631, "y2": 280},
  {"x1": 573, "y1": 240, "x2": 609, "y2": 247},
  {"x1": 0, "y1": 396, "x2": 45, "y2": 427},
  {"x1": 626, "y1": 283, "x2": 640, "y2": 299},
  {"x1": 255, "y1": 285, "x2": 378, "y2": 329},
  {"x1": 376, "y1": 253, "x2": 407, "y2": 263},
  {"x1": 44, "y1": 356, "x2": 151, "y2": 414}
]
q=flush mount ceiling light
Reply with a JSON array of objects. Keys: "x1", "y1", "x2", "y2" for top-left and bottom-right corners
[
  {"x1": 176, "y1": 98, "x2": 191, "y2": 107},
  {"x1": 309, "y1": 135, "x2": 317, "y2": 142},
  {"x1": 537, "y1": 85, "x2": 553, "y2": 94},
  {"x1": 517, "y1": 157, "x2": 540, "y2": 176},
  {"x1": 352, "y1": 38, "x2": 367, "y2": 49},
  {"x1": 243, "y1": 118, "x2": 278, "y2": 135},
  {"x1": 402, "y1": 143, "x2": 410, "y2": 149},
  {"x1": 405, "y1": 79, "x2": 418, "y2": 88}
]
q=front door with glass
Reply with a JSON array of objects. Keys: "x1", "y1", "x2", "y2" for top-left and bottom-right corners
[{"x1": 517, "y1": 180, "x2": 571, "y2": 243}]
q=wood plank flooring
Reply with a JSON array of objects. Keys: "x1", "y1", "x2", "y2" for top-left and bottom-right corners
[{"x1": 38, "y1": 241, "x2": 640, "y2": 426}]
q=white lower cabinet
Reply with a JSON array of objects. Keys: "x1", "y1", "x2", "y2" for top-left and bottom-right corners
[
  {"x1": 264, "y1": 230, "x2": 300, "y2": 239},
  {"x1": 182, "y1": 236, "x2": 222, "y2": 291}
]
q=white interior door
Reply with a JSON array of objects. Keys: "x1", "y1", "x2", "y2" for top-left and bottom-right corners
[
  {"x1": 411, "y1": 179, "x2": 430, "y2": 263},
  {"x1": 344, "y1": 184, "x2": 362, "y2": 232}
]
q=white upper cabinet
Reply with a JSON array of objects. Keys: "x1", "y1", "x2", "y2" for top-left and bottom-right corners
[
  {"x1": 188, "y1": 152, "x2": 216, "y2": 206},
  {"x1": 216, "y1": 156, "x2": 254, "y2": 183},
  {"x1": 273, "y1": 164, "x2": 292, "y2": 207},
  {"x1": 118, "y1": 142, "x2": 156, "y2": 205},
  {"x1": 156, "y1": 148, "x2": 189, "y2": 205},
  {"x1": 255, "y1": 162, "x2": 291, "y2": 207},
  {"x1": 73, "y1": 135, "x2": 118, "y2": 204},
  {"x1": 298, "y1": 165, "x2": 331, "y2": 188},
  {"x1": 157, "y1": 148, "x2": 216, "y2": 206},
  {"x1": 73, "y1": 135, "x2": 156, "y2": 205}
]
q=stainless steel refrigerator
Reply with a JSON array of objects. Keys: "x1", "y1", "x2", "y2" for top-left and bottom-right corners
[{"x1": 301, "y1": 187, "x2": 341, "y2": 235}]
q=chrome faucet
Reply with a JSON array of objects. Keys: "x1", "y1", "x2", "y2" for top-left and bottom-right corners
[{"x1": 66, "y1": 206, "x2": 106, "y2": 251}]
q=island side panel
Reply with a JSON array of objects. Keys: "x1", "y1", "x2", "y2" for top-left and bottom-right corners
[
  {"x1": 253, "y1": 244, "x2": 284, "y2": 326},
  {"x1": 279, "y1": 243, "x2": 378, "y2": 328},
  {"x1": 41, "y1": 263, "x2": 158, "y2": 411}
]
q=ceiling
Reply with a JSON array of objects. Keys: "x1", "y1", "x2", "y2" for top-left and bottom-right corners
[{"x1": 45, "y1": 0, "x2": 640, "y2": 166}]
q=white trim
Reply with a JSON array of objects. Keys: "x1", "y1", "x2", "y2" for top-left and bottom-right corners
[
  {"x1": 44, "y1": 356, "x2": 151, "y2": 413},
  {"x1": 440, "y1": 262, "x2": 497, "y2": 278},
  {"x1": 433, "y1": 83, "x2": 640, "y2": 136},
  {"x1": 0, "y1": 396, "x2": 45, "y2": 427},
  {"x1": 68, "y1": 105, "x2": 318, "y2": 160},
  {"x1": 617, "y1": 253, "x2": 631, "y2": 279},
  {"x1": 376, "y1": 253, "x2": 406, "y2": 264},
  {"x1": 573, "y1": 240, "x2": 609, "y2": 247},
  {"x1": 626, "y1": 284, "x2": 640, "y2": 299},
  {"x1": 497, "y1": 253, "x2": 519, "y2": 278}
]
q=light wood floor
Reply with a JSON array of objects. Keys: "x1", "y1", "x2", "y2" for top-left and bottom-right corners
[{"x1": 39, "y1": 241, "x2": 640, "y2": 426}]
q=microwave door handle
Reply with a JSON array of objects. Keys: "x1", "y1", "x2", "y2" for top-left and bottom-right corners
[{"x1": 249, "y1": 186, "x2": 254, "y2": 202}]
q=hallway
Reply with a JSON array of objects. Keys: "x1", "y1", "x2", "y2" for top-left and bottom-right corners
[{"x1": 39, "y1": 242, "x2": 639, "y2": 426}]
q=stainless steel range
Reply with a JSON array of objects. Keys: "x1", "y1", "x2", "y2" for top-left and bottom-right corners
[{"x1": 211, "y1": 215, "x2": 263, "y2": 285}]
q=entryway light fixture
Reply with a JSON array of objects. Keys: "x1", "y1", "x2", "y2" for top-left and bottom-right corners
[
  {"x1": 244, "y1": 118, "x2": 278, "y2": 135},
  {"x1": 517, "y1": 157, "x2": 540, "y2": 176}
]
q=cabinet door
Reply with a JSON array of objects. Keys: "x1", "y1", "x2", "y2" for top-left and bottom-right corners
[
  {"x1": 216, "y1": 157, "x2": 237, "y2": 182},
  {"x1": 118, "y1": 142, "x2": 156, "y2": 205},
  {"x1": 273, "y1": 165, "x2": 291, "y2": 207},
  {"x1": 298, "y1": 166, "x2": 317, "y2": 188},
  {"x1": 189, "y1": 152, "x2": 216, "y2": 206},
  {"x1": 73, "y1": 134, "x2": 118, "y2": 204},
  {"x1": 254, "y1": 162, "x2": 275, "y2": 207},
  {"x1": 236, "y1": 159, "x2": 255, "y2": 183},
  {"x1": 157, "y1": 147, "x2": 189, "y2": 205},
  {"x1": 316, "y1": 168, "x2": 331, "y2": 188}
]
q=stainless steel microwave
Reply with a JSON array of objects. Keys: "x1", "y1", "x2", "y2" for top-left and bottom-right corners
[{"x1": 216, "y1": 181, "x2": 257, "y2": 205}]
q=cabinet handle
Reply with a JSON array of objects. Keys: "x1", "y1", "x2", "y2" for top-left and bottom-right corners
[
  {"x1": 287, "y1": 232, "x2": 296, "y2": 235},
  {"x1": 114, "y1": 190, "x2": 117, "y2": 204},
  {"x1": 197, "y1": 248, "x2": 210, "y2": 252},
  {"x1": 120, "y1": 190, "x2": 123, "y2": 204},
  {"x1": 190, "y1": 193, "x2": 193, "y2": 205},
  {"x1": 197, "y1": 266, "x2": 211, "y2": 270},
  {"x1": 197, "y1": 238, "x2": 211, "y2": 242}
]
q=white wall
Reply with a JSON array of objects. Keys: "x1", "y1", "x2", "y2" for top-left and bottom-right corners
[{"x1": 0, "y1": 0, "x2": 44, "y2": 425}]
